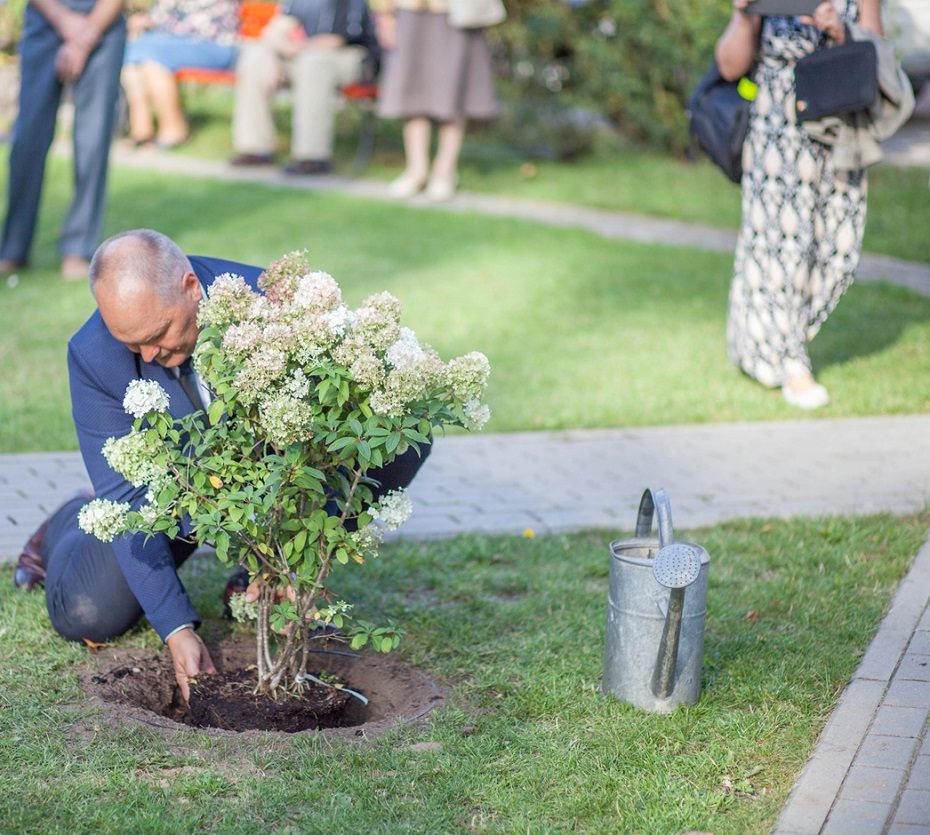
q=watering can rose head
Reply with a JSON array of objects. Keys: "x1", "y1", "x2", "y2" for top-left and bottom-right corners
[{"x1": 78, "y1": 250, "x2": 491, "y2": 696}]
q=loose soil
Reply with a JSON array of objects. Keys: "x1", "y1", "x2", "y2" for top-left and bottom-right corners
[{"x1": 81, "y1": 636, "x2": 443, "y2": 739}]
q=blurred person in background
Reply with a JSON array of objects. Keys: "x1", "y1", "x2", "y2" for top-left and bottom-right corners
[
  {"x1": 0, "y1": 0, "x2": 126, "y2": 280},
  {"x1": 229, "y1": 0, "x2": 379, "y2": 175},
  {"x1": 375, "y1": 0, "x2": 498, "y2": 202},
  {"x1": 121, "y1": 0, "x2": 239, "y2": 148},
  {"x1": 716, "y1": 0, "x2": 883, "y2": 409}
]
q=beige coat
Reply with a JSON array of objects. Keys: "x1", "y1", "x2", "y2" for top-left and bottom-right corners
[{"x1": 802, "y1": 22, "x2": 916, "y2": 169}]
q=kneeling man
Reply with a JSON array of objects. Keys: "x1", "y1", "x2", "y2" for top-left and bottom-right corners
[{"x1": 13, "y1": 228, "x2": 428, "y2": 698}]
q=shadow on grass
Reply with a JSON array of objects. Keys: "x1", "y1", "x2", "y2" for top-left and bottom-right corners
[{"x1": 812, "y1": 280, "x2": 930, "y2": 371}]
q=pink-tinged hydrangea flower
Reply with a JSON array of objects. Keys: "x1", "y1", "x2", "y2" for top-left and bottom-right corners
[
  {"x1": 369, "y1": 489, "x2": 412, "y2": 531},
  {"x1": 198, "y1": 273, "x2": 257, "y2": 327},
  {"x1": 262, "y1": 322, "x2": 295, "y2": 352},
  {"x1": 78, "y1": 499, "x2": 130, "y2": 542},
  {"x1": 222, "y1": 321, "x2": 263, "y2": 359},
  {"x1": 293, "y1": 271, "x2": 342, "y2": 312},
  {"x1": 233, "y1": 346, "x2": 289, "y2": 404},
  {"x1": 123, "y1": 379, "x2": 170, "y2": 418},
  {"x1": 446, "y1": 352, "x2": 491, "y2": 402},
  {"x1": 259, "y1": 250, "x2": 313, "y2": 303}
]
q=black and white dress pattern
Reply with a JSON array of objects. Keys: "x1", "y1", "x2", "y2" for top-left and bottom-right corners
[{"x1": 727, "y1": 2, "x2": 866, "y2": 387}]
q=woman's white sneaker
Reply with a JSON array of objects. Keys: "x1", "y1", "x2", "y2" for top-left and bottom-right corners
[{"x1": 782, "y1": 382, "x2": 830, "y2": 409}]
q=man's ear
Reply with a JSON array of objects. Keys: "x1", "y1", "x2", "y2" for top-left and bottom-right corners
[{"x1": 181, "y1": 270, "x2": 202, "y2": 301}]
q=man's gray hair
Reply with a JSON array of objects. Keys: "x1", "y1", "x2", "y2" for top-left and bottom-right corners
[{"x1": 89, "y1": 229, "x2": 192, "y2": 303}]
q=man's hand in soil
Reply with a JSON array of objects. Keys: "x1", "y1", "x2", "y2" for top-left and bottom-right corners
[{"x1": 166, "y1": 627, "x2": 217, "y2": 702}]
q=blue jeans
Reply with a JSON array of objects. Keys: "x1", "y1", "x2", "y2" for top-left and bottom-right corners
[{"x1": 0, "y1": 0, "x2": 126, "y2": 263}]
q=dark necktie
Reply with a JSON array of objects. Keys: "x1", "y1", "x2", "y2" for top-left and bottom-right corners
[{"x1": 178, "y1": 359, "x2": 206, "y2": 413}]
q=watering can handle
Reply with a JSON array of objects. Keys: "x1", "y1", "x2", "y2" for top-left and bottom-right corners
[{"x1": 635, "y1": 488, "x2": 674, "y2": 548}]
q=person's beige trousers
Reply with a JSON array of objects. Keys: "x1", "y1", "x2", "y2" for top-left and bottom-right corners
[{"x1": 233, "y1": 42, "x2": 365, "y2": 160}]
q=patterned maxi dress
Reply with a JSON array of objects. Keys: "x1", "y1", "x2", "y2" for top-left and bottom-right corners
[{"x1": 727, "y1": 2, "x2": 867, "y2": 388}]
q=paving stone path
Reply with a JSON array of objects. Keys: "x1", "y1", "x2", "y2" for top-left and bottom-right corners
[{"x1": 5, "y1": 133, "x2": 930, "y2": 832}]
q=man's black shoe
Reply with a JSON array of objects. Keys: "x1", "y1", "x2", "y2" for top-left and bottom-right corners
[
  {"x1": 282, "y1": 159, "x2": 331, "y2": 176},
  {"x1": 14, "y1": 489, "x2": 94, "y2": 591},
  {"x1": 223, "y1": 567, "x2": 250, "y2": 619},
  {"x1": 14, "y1": 523, "x2": 48, "y2": 591},
  {"x1": 229, "y1": 152, "x2": 275, "y2": 167}
]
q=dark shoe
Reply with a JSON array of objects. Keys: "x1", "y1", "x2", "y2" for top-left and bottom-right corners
[
  {"x1": 229, "y1": 152, "x2": 275, "y2": 167},
  {"x1": 0, "y1": 258, "x2": 26, "y2": 275},
  {"x1": 223, "y1": 566, "x2": 250, "y2": 619},
  {"x1": 282, "y1": 158, "x2": 331, "y2": 176},
  {"x1": 14, "y1": 518, "x2": 51, "y2": 591},
  {"x1": 14, "y1": 489, "x2": 94, "y2": 591}
]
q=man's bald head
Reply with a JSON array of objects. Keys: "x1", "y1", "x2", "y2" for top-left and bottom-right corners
[
  {"x1": 90, "y1": 228, "x2": 192, "y2": 303},
  {"x1": 89, "y1": 229, "x2": 204, "y2": 367}
]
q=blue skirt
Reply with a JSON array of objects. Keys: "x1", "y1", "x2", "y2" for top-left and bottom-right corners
[{"x1": 124, "y1": 31, "x2": 236, "y2": 72}]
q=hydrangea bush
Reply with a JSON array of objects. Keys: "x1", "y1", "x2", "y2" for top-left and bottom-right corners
[{"x1": 79, "y1": 252, "x2": 490, "y2": 697}]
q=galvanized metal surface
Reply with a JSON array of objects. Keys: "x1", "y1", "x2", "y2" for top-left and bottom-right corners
[{"x1": 602, "y1": 489, "x2": 710, "y2": 714}]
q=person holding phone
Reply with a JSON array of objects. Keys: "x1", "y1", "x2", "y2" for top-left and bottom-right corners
[{"x1": 715, "y1": 0, "x2": 882, "y2": 409}]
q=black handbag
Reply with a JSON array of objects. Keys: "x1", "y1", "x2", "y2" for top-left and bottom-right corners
[
  {"x1": 687, "y1": 62, "x2": 755, "y2": 184},
  {"x1": 794, "y1": 38, "x2": 878, "y2": 122}
]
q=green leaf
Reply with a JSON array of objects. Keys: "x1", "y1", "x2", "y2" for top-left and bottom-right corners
[
  {"x1": 293, "y1": 529, "x2": 307, "y2": 553},
  {"x1": 208, "y1": 399, "x2": 225, "y2": 425}
]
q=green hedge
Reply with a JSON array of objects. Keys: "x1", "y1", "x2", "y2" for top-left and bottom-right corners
[{"x1": 491, "y1": 0, "x2": 732, "y2": 154}]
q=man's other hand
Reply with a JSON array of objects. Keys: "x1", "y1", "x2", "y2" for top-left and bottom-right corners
[{"x1": 166, "y1": 627, "x2": 217, "y2": 702}]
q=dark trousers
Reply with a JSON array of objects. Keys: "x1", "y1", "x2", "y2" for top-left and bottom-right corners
[
  {"x1": 42, "y1": 443, "x2": 430, "y2": 642},
  {"x1": 43, "y1": 496, "x2": 196, "y2": 643},
  {"x1": 0, "y1": 1, "x2": 126, "y2": 263}
]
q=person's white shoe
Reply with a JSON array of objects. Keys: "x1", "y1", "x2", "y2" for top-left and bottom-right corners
[
  {"x1": 425, "y1": 177, "x2": 456, "y2": 202},
  {"x1": 782, "y1": 382, "x2": 830, "y2": 409},
  {"x1": 388, "y1": 172, "x2": 427, "y2": 199}
]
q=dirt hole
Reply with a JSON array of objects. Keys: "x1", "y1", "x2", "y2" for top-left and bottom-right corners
[{"x1": 82, "y1": 636, "x2": 443, "y2": 738}]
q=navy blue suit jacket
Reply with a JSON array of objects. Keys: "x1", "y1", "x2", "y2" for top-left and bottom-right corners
[{"x1": 67, "y1": 256, "x2": 264, "y2": 640}]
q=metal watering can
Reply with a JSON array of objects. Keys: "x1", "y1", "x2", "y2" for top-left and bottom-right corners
[{"x1": 602, "y1": 488, "x2": 710, "y2": 713}]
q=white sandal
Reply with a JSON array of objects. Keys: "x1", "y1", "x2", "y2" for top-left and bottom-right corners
[{"x1": 388, "y1": 172, "x2": 427, "y2": 199}]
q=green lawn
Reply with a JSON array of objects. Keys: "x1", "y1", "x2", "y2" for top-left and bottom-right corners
[
  {"x1": 2, "y1": 159, "x2": 929, "y2": 453},
  {"x1": 1, "y1": 513, "x2": 924, "y2": 833},
  {"x1": 175, "y1": 86, "x2": 930, "y2": 263}
]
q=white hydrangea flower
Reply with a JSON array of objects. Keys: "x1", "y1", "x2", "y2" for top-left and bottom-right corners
[
  {"x1": 197, "y1": 273, "x2": 256, "y2": 327},
  {"x1": 385, "y1": 327, "x2": 425, "y2": 370},
  {"x1": 102, "y1": 431, "x2": 168, "y2": 487},
  {"x1": 78, "y1": 499, "x2": 130, "y2": 542},
  {"x1": 462, "y1": 399, "x2": 491, "y2": 431},
  {"x1": 293, "y1": 271, "x2": 342, "y2": 312},
  {"x1": 324, "y1": 304, "x2": 353, "y2": 336},
  {"x1": 137, "y1": 503, "x2": 163, "y2": 526},
  {"x1": 369, "y1": 489, "x2": 413, "y2": 531},
  {"x1": 122, "y1": 379, "x2": 170, "y2": 419},
  {"x1": 446, "y1": 352, "x2": 491, "y2": 402}
]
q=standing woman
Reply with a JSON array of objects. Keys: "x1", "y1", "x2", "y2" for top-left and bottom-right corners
[
  {"x1": 375, "y1": 0, "x2": 498, "y2": 202},
  {"x1": 716, "y1": 0, "x2": 882, "y2": 409}
]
